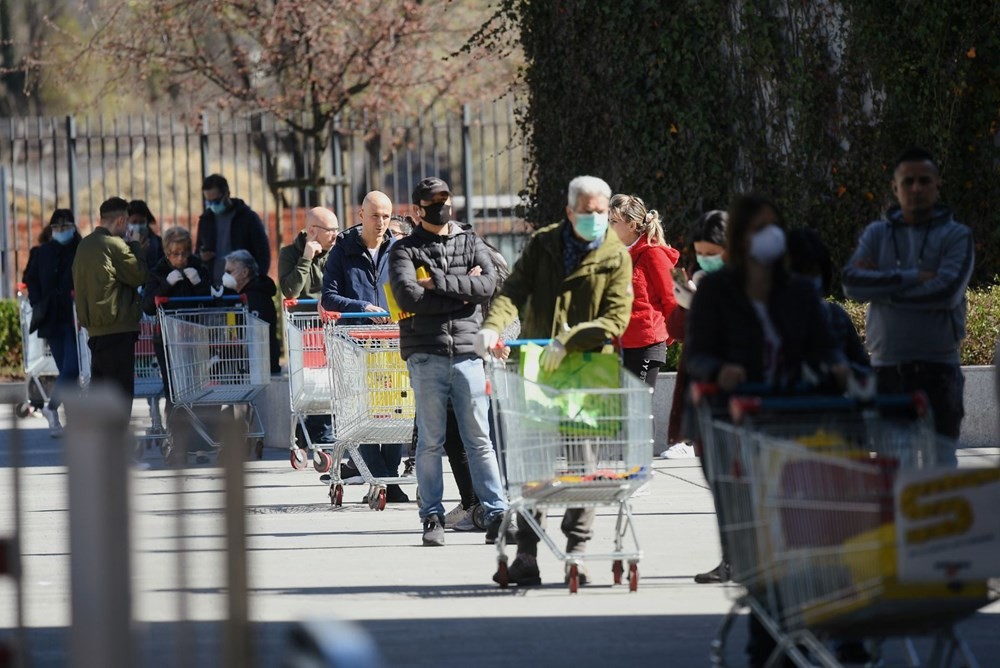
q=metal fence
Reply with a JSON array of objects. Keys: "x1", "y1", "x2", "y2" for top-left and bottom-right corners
[{"x1": 0, "y1": 98, "x2": 532, "y2": 298}]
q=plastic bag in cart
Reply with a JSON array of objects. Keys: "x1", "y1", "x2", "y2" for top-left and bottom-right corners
[{"x1": 519, "y1": 344, "x2": 622, "y2": 437}]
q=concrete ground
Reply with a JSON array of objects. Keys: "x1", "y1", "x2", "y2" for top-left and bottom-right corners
[{"x1": 0, "y1": 399, "x2": 998, "y2": 667}]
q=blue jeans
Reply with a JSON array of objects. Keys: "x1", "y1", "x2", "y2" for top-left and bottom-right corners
[
  {"x1": 406, "y1": 353, "x2": 507, "y2": 522},
  {"x1": 45, "y1": 322, "x2": 79, "y2": 410},
  {"x1": 357, "y1": 443, "x2": 402, "y2": 478}
]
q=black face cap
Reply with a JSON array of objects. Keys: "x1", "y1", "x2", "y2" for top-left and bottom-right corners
[{"x1": 412, "y1": 177, "x2": 451, "y2": 205}]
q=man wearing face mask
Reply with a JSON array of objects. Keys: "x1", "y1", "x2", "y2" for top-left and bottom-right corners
[
  {"x1": 388, "y1": 176, "x2": 510, "y2": 547},
  {"x1": 475, "y1": 175, "x2": 634, "y2": 587},
  {"x1": 220, "y1": 250, "x2": 282, "y2": 375},
  {"x1": 196, "y1": 173, "x2": 271, "y2": 285},
  {"x1": 72, "y1": 197, "x2": 149, "y2": 419}
]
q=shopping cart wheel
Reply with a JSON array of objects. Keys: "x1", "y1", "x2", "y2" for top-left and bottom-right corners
[
  {"x1": 567, "y1": 564, "x2": 579, "y2": 594},
  {"x1": 495, "y1": 558, "x2": 509, "y2": 589},
  {"x1": 612, "y1": 560, "x2": 624, "y2": 585},
  {"x1": 628, "y1": 563, "x2": 639, "y2": 592},
  {"x1": 290, "y1": 449, "x2": 309, "y2": 471},
  {"x1": 377, "y1": 488, "x2": 387, "y2": 511},
  {"x1": 471, "y1": 504, "x2": 488, "y2": 530},
  {"x1": 314, "y1": 450, "x2": 333, "y2": 474},
  {"x1": 14, "y1": 402, "x2": 32, "y2": 419},
  {"x1": 330, "y1": 484, "x2": 344, "y2": 507},
  {"x1": 251, "y1": 439, "x2": 264, "y2": 460}
]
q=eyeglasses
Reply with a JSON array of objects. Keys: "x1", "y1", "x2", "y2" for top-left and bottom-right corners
[
  {"x1": 166, "y1": 250, "x2": 188, "y2": 258},
  {"x1": 311, "y1": 225, "x2": 339, "y2": 233}
]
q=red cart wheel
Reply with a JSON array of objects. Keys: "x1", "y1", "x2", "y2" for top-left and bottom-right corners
[
  {"x1": 331, "y1": 484, "x2": 344, "y2": 507},
  {"x1": 495, "y1": 559, "x2": 509, "y2": 589},
  {"x1": 628, "y1": 563, "x2": 639, "y2": 592},
  {"x1": 568, "y1": 564, "x2": 579, "y2": 594},
  {"x1": 612, "y1": 560, "x2": 624, "y2": 585},
  {"x1": 314, "y1": 450, "x2": 333, "y2": 473},
  {"x1": 290, "y1": 449, "x2": 309, "y2": 470},
  {"x1": 377, "y1": 488, "x2": 387, "y2": 511}
]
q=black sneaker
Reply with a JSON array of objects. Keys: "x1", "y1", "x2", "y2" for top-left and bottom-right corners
[
  {"x1": 385, "y1": 484, "x2": 409, "y2": 503},
  {"x1": 485, "y1": 515, "x2": 517, "y2": 545},
  {"x1": 694, "y1": 560, "x2": 731, "y2": 584},
  {"x1": 402, "y1": 457, "x2": 415, "y2": 477},
  {"x1": 422, "y1": 514, "x2": 445, "y2": 546}
]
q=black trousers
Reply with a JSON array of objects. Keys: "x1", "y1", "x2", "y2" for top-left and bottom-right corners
[{"x1": 89, "y1": 331, "x2": 138, "y2": 419}]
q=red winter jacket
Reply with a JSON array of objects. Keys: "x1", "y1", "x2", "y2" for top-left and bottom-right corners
[{"x1": 621, "y1": 237, "x2": 680, "y2": 349}]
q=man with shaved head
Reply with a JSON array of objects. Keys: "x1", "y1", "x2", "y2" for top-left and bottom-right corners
[
  {"x1": 279, "y1": 206, "x2": 340, "y2": 299},
  {"x1": 322, "y1": 190, "x2": 408, "y2": 501}
]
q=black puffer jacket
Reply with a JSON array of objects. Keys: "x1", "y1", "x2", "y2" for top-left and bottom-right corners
[
  {"x1": 388, "y1": 222, "x2": 497, "y2": 360},
  {"x1": 240, "y1": 275, "x2": 281, "y2": 374},
  {"x1": 141, "y1": 255, "x2": 212, "y2": 316}
]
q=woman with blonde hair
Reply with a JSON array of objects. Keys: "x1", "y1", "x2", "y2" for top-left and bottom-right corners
[{"x1": 609, "y1": 194, "x2": 679, "y2": 388}]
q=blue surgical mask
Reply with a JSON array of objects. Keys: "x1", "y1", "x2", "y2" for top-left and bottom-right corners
[
  {"x1": 52, "y1": 229, "x2": 75, "y2": 245},
  {"x1": 127, "y1": 222, "x2": 148, "y2": 237},
  {"x1": 206, "y1": 200, "x2": 228, "y2": 215},
  {"x1": 574, "y1": 212, "x2": 609, "y2": 241},
  {"x1": 696, "y1": 253, "x2": 724, "y2": 273}
]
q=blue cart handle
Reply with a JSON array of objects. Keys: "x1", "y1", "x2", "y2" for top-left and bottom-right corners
[
  {"x1": 501, "y1": 338, "x2": 552, "y2": 347},
  {"x1": 155, "y1": 295, "x2": 245, "y2": 306}
]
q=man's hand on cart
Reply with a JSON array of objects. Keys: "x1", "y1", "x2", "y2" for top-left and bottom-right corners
[
  {"x1": 166, "y1": 270, "x2": 184, "y2": 286},
  {"x1": 182, "y1": 268, "x2": 202, "y2": 285},
  {"x1": 363, "y1": 303, "x2": 391, "y2": 324},
  {"x1": 474, "y1": 329, "x2": 499, "y2": 359},
  {"x1": 717, "y1": 363, "x2": 747, "y2": 392},
  {"x1": 539, "y1": 340, "x2": 567, "y2": 372}
]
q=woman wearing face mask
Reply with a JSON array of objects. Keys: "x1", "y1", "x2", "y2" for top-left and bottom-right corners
[
  {"x1": 221, "y1": 249, "x2": 281, "y2": 375},
  {"x1": 142, "y1": 226, "x2": 211, "y2": 415},
  {"x1": 23, "y1": 209, "x2": 82, "y2": 437},
  {"x1": 609, "y1": 194, "x2": 679, "y2": 389},
  {"x1": 127, "y1": 200, "x2": 165, "y2": 270},
  {"x1": 684, "y1": 194, "x2": 846, "y2": 668}
]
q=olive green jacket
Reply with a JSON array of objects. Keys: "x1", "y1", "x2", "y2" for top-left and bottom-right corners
[
  {"x1": 482, "y1": 221, "x2": 633, "y2": 350},
  {"x1": 71, "y1": 227, "x2": 147, "y2": 337}
]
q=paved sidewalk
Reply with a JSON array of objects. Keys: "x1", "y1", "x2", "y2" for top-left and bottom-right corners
[{"x1": 0, "y1": 404, "x2": 997, "y2": 666}]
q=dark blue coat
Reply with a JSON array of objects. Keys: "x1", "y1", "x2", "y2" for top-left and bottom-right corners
[
  {"x1": 24, "y1": 237, "x2": 80, "y2": 338},
  {"x1": 321, "y1": 225, "x2": 395, "y2": 314}
]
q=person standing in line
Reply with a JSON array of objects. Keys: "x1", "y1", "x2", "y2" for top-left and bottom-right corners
[
  {"x1": 388, "y1": 177, "x2": 510, "y2": 546},
  {"x1": 196, "y1": 173, "x2": 271, "y2": 284},
  {"x1": 127, "y1": 199, "x2": 166, "y2": 271},
  {"x1": 24, "y1": 209, "x2": 81, "y2": 436},
  {"x1": 72, "y1": 197, "x2": 148, "y2": 419},
  {"x1": 842, "y1": 147, "x2": 973, "y2": 466},
  {"x1": 279, "y1": 207, "x2": 339, "y2": 300},
  {"x1": 476, "y1": 175, "x2": 634, "y2": 586}
]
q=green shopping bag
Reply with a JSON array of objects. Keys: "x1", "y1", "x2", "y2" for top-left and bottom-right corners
[{"x1": 519, "y1": 344, "x2": 622, "y2": 436}]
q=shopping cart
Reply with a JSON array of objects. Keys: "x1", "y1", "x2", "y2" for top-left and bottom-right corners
[
  {"x1": 73, "y1": 304, "x2": 166, "y2": 454},
  {"x1": 283, "y1": 298, "x2": 335, "y2": 472},
  {"x1": 157, "y1": 295, "x2": 270, "y2": 462},
  {"x1": 14, "y1": 283, "x2": 59, "y2": 418},
  {"x1": 694, "y1": 385, "x2": 998, "y2": 667},
  {"x1": 323, "y1": 311, "x2": 416, "y2": 510},
  {"x1": 489, "y1": 341, "x2": 655, "y2": 593}
]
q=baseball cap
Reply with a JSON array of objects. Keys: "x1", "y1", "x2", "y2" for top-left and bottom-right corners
[{"x1": 412, "y1": 177, "x2": 451, "y2": 205}]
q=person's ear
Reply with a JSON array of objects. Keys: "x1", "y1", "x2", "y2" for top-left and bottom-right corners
[{"x1": 565, "y1": 206, "x2": 575, "y2": 223}]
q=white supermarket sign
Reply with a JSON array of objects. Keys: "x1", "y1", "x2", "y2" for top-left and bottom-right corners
[{"x1": 895, "y1": 467, "x2": 1000, "y2": 582}]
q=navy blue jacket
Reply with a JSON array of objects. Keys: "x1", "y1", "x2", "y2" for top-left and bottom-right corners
[
  {"x1": 321, "y1": 225, "x2": 395, "y2": 315},
  {"x1": 24, "y1": 237, "x2": 80, "y2": 338}
]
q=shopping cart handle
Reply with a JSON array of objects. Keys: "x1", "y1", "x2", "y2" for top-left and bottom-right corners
[
  {"x1": 500, "y1": 338, "x2": 552, "y2": 347},
  {"x1": 283, "y1": 298, "x2": 320, "y2": 307},
  {"x1": 322, "y1": 310, "x2": 392, "y2": 321},
  {"x1": 154, "y1": 295, "x2": 246, "y2": 306},
  {"x1": 17, "y1": 282, "x2": 26, "y2": 291}
]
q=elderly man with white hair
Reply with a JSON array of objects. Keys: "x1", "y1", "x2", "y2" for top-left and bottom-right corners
[
  {"x1": 222, "y1": 249, "x2": 282, "y2": 374},
  {"x1": 475, "y1": 175, "x2": 634, "y2": 587}
]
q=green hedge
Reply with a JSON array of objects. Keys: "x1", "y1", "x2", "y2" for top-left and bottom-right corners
[
  {"x1": 0, "y1": 300, "x2": 22, "y2": 378},
  {"x1": 482, "y1": 1, "x2": 1000, "y2": 284}
]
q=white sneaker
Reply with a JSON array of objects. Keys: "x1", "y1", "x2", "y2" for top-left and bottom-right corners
[
  {"x1": 452, "y1": 508, "x2": 480, "y2": 532},
  {"x1": 443, "y1": 503, "x2": 466, "y2": 528},
  {"x1": 660, "y1": 442, "x2": 695, "y2": 459},
  {"x1": 42, "y1": 406, "x2": 63, "y2": 438}
]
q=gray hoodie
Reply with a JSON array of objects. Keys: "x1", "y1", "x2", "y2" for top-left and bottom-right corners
[{"x1": 842, "y1": 204, "x2": 974, "y2": 366}]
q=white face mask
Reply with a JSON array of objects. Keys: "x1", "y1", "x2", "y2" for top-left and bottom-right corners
[
  {"x1": 221, "y1": 272, "x2": 238, "y2": 290},
  {"x1": 749, "y1": 225, "x2": 786, "y2": 265}
]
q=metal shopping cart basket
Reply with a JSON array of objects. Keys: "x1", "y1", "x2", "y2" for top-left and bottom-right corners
[
  {"x1": 157, "y1": 295, "x2": 269, "y2": 462},
  {"x1": 323, "y1": 311, "x2": 416, "y2": 510},
  {"x1": 489, "y1": 345, "x2": 654, "y2": 593},
  {"x1": 14, "y1": 283, "x2": 59, "y2": 418},
  {"x1": 693, "y1": 385, "x2": 999, "y2": 667},
  {"x1": 283, "y1": 298, "x2": 336, "y2": 472}
]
